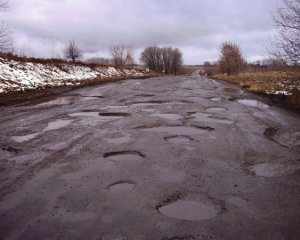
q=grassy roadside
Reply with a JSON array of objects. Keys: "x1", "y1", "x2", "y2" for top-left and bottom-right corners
[{"x1": 213, "y1": 71, "x2": 300, "y2": 110}]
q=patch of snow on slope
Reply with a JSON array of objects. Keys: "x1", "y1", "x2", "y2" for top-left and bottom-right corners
[{"x1": 0, "y1": 57, "x2": 146, "y2": 92}]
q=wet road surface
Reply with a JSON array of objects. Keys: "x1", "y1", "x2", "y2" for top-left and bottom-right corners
[{"x1": 0, "y1": 74, "x2": 300, "y2": 240}]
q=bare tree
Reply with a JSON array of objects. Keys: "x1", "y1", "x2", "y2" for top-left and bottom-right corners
[
  {"x1": 219, "y1": 42, "x2": 245, "y2": 75},
  {"x1": 64, "y1": 40, "x2": 82, "y2": 62},
  {"x1": 270, "y1": 0, "x2": 300, "y2": 64},
  {"x1": 0, "y1": 0, "x2": 14, "y2": 52},
  {"x1": 109, "y1": 45, "x2": 135, "y2": 66},
  {"x1": 140, "y1": 46, "x2": 183, "y2": 74}
]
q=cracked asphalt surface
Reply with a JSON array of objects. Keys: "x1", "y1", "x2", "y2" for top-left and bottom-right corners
[{"x1": 0, "y1": 74, "x2": 300, "y2": 240}]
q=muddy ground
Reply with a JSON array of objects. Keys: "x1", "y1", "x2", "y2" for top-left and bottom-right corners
[{"x1": 0, "y1": 73, "x2": 299, "y2": 240}]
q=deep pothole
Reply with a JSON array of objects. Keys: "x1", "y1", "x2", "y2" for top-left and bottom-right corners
[
  {"x1": 106, "y1": 181, "x2": 135, "y2": 193},
  {"x1": 164, "y1": 135, "x2": 194, "y2": 144},
  {"x1": 103, "y1": 151, "x2": 145, "y2": 161},
  {"x1": 237, "y1": 99, "x2": 269, "y2": 109},
  {"x1": 248, "y1": 163, "x2": 300, "y2": 177},
  {"x1": 156, "y1": 193, "x2": 219, "y2": 221},
  {"x1": 142, "y1": 126, "x2": 212, "y2": 135},
  {"x1": 98, "y1": 112, "x2": 131, "y2": 117}
]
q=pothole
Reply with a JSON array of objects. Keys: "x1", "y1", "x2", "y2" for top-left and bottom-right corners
[
  {"x1": 264, "y1": 127, "x2": 300, "y2": 149},
  {"x1": 211, "y1": 97, "x2": 222, "y2": 102},
  {"x1": 106, "y1": 181, "x2": 135, "y2": 193},
  {"x1": 44, "y1": 119, "x2": 71, "y2": 131},
  {"x1": 151, "y1": 113, "x2": 183, "y2": 121},
  {"x1": 191, "y1": 112, "x2": 233, "y2": 124},
  {"x1": 103, "y1": 151, "x2": 145, "y2": 161},
  {"x1": 158, "y1": 200, "x2": 219, "y2": 221},
  {"x1": 69, "y1": 111, "x2": 99, "y2": 118},
  {"x1": 143, "y1": 126, "x2": 210, "y2": 135},
  {"x1": 82, "y1": 96, "x2": 104, "y2": 101},
  {"x1": 99, "y1": 112, "x2": 131, "y2": 117},
  {"x1": 164, "y1": 135, "x2": 194, "y2": 144},
  {"x1": 249, "y1": 163, "x2": 300, "y2": 177},
  {"x1": 237, "y1": 99, "x2": 269, "y2": 109},
  {"x1": 0, "y1": 147, "x2": 20, "y2": 158},
  {"x1": 206, "y1": 107, "x2": 226, "y2": 113},
  {"x1": 12, "y1": 133, "x2": 40, "y2": 143},
  {"x1": 135, "y1": 94, "x2": 155, "y2": 97},
  {"x1": 104, "y1": 133, "x2": 132, "y2": 144}
]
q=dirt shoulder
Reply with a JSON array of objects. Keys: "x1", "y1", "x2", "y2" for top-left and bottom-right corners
[
  {"x1": 213, "y1": 71, "x2": 300, "y2": 111},
  {"x1": 0, "y1": 74, "x2": 157, "y2": 106}
]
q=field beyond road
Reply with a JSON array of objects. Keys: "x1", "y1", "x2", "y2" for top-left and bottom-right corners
[{"x1": 0, "y1": 74, "x2": 299, "y2": 240}]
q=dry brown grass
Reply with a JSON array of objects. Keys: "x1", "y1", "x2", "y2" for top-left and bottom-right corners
[{"x1": 214, "y1": 71, "x2": 300, "y2": 108}]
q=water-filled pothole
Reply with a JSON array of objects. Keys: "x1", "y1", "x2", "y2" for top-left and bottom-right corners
[
  {"x1": 249, "y1": 163, "x2": 300, "y2": 177},
  {"x1": 44, "y1": 119, "x2": 71, "y2": 131},
  {"x1": 164, "y1": 135, "x2": 193, "y2": 144},
  {"x1": 206, "y1": 107, "x2": 226, "y2": 113},
  {"x1": 82, "y1": 96, "x2": 104, "y2": 101},
  {"x1": 158, "y1": 200, "x2": 219, "y2": 221},
  {"x1": 12, "y1": 119, "x2": 71, "y2": 142},
  {"x1": 69, "y1": 111, "x2": 99, "y2": 118},
  {"x1": 191, "y1": 113, "x2": 233, "y2": 124},
  {"x1": 106, "y1": 181, "x2": 135, "y2": 193},
  {"x1": 237, "y1": 99, "x2": 269, "y2": 109},
  {"x1": 103, "y1": 151, "x2": 145, "y2": 161},
  {"x1": 143, "y1": 126, "x2": 210, "y2": 135},
  {"x1": 151, "y1": 113, "x2": 183, "y2": 121}
]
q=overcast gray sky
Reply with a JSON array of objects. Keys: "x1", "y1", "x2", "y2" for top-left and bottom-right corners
[{"x1": 2, "y1": 0, "x2": 282, "y2": 64}]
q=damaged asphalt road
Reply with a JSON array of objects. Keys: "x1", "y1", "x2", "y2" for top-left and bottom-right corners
[{"x1": 0, "y1": 74, "x2": 299, "y2": 240}]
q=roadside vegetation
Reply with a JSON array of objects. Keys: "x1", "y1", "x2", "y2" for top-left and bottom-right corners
[{"x1": 209, "y1": 0, "x2": 300, "y2": 109}]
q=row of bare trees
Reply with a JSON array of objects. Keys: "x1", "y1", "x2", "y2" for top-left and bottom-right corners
[{"x1": 140, "y1": 46, "x2": 183, "y2": 74}]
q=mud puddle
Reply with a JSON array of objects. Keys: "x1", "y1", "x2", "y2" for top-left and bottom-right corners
[
  {"x1": 106, "y1": 181, "x2": 135, "y2": 193},
  {"x1": 12, "y1": 119, "x2": 71, "y2": 142},
  {"x1": 43, "y1": 119, "x2": 71, "y2": 131},
  {"x1": 151, "y1": 113, "x2": 183, "y2": 121},
  {"x1": 206, "y1": 107, "x2": 226, "y2": 113},
  {"x1": 103, "y1": 151, "x2": 145, "y2": 161},
  {"x1": 158, "y1": 200, "x2": 218, "y2": 221},
  {"x1": 143, "y1": 126, "x2": 210, "y2": 135},
  {"x1": 249, "y1": 163, "x2": 300, "y2": 177},
  {"x1": 191, "y1": 112, "x2": 233, "y2": 124},
  {"x1": 237, "y1": 99, "x2": 269, "y2": 109},
  {"x1": 211, "y1": 97, "x2": 222, "y2": 102},
  {"x1": 164, "y1": 135, "x2": 193, "y2": 144}
]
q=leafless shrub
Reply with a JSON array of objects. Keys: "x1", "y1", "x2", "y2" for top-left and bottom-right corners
[
  {"x1": 270, "y1": 0, "x2": 300, "y2": 64},
  {"x1": 140, "y1": 46, "x2": 183, "y2": 75},
  {"x1": 109, "y1": 45, "x2": 135, "y2": 66},
  {"x1": 219, "y1": 42, "x2": 245, "y2": 75},
  {"x1": 64, "y1": 40, "x2": 82, "y2": 62}
]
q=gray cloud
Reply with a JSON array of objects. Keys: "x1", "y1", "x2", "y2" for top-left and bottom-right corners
[{"x1": 1, "y1": 0, "x2": 282, "y2": 64}]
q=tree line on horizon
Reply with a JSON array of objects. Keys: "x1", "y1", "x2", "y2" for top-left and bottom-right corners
[{"x1": 0, "y1": 0, "x2": 299, "y2": 75}]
